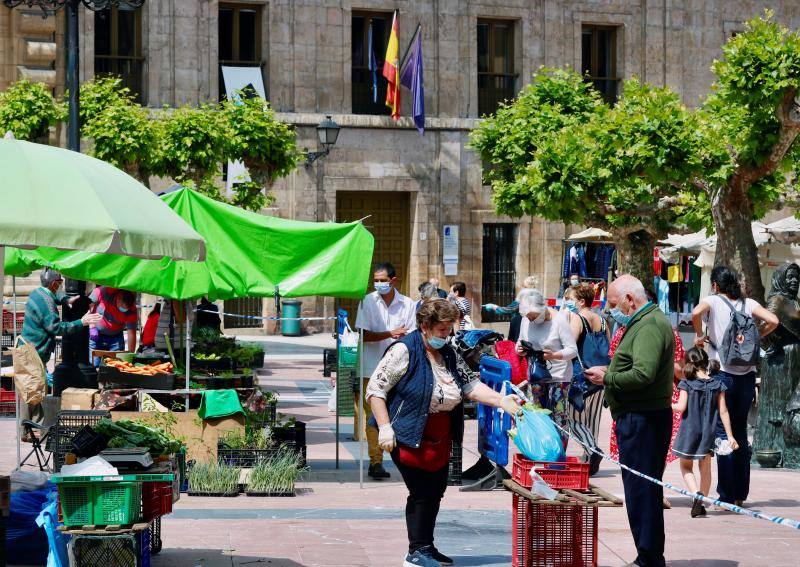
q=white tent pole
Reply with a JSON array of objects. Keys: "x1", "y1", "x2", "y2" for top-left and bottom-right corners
[
  {"x1": 185, "y1": 300, "x2": 191, "y2": 412},
  {"x1": 13, "y1": 274, "x2": 20, "y2": 468},
  {"x1": 359, "y1": 327, "x2": 364, "y2": 489}
]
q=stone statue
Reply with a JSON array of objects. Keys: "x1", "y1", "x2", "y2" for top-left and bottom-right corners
[{"x1": 754, "y1": 262, "x2": 800, "y2": 467}]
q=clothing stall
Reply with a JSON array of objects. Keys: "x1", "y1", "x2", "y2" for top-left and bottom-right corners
[
  {"x1": 656, "y1": 232, "x2": 708, "y2": 327},
  {"x1": 560, "y1": 228, "x2": 616, "y2": 300}
]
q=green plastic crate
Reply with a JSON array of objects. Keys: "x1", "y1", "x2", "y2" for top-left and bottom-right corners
[
  {"x1": 337, "y1": 345, "x2": 359, "y2": 369},
  {"x1": 59, "y1": 481, "x2": 142, "y2": 527}
]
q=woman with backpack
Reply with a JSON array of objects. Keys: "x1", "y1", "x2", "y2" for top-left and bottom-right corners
[
  {"x1": 692, "y1": 265, "x2": 778, "y2": 507},
  {"x1": 563, "y1": 284, "x2": 610, "y2": 475}
]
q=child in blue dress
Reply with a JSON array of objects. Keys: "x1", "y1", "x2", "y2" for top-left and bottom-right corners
[{"x1": 672, "y1": 347, "x2": 738, "y2": 517}]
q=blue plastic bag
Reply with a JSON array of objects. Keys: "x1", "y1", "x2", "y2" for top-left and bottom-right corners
[
  {"x1": 509, "y1": 405, "x2": 566, "y2": 462},
  {"x1": 7, "y1": 484, "x2": 55, "y2": 565},
  {"x1": 36, "y1": 490, "x2": 70, "y2": 567}
]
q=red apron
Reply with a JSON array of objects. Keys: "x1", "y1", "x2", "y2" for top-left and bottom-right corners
[{"x1": 397, "y1": 412, "x2": 452, "y2": 472}]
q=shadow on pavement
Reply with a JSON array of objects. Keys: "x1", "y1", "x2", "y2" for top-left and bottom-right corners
[
  {"x1": 741, "y1": 498, "x2": 800, "y2": 508},
  {"x1": 667, "y1": 561, "x2": 739, "y2": 567},
  {"x1": 447, "y1": 554, "x2": 512, "y2": 566},
  {"x1": 151, "y1": 548, "x2": 305, "y2": 567}
]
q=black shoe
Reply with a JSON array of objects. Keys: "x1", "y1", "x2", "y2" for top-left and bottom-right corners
[
  {"x1": 430, "y1": 547, "x2": 453, "y2": 566},
  {"x1": 588, "y1": 451, "x2": 603, "y2": 476},
  {"x1": 734, "y1": 499, "x2": 744, "y2": 507},
  {"x1": 691, "y1": 493, "x2": 707, "y2": 518},
  {"x1": 368, "y1": 463, "x2": 390, "y2": 479}
]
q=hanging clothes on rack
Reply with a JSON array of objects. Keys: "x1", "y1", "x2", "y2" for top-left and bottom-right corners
[{"x1": 654, "y1": 276, "x2": 670, "y2": 315}]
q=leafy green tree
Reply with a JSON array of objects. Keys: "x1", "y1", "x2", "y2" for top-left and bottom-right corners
[
  {"x1": 695, "y1": 12, "x2": 800, "y2": 301},
  {"x1": 471, "y1": 69, "x2": 705, "y2": 283},
  {"x1": 78, "y1": 76, "x2": 135, "y2": 133},
  {"x1": 222, "y1": 94, "x2": 299, "y2": 211},
  {"x1": 0, "y1": 79, "x2": 63, "y2": 141}
]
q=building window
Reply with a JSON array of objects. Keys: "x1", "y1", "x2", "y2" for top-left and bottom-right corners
[
  {"x1": 352, "y1": 11, "x2": 392, "y2": 115},
  {"x1": 582, "y1": 25, "x2": 620, "y2": 104},
  {"x1": 219, "y1": 3, "x2": 263, "y2": 99},
  {"x1": 477, "y1": 19, "x2": 517, "y2": 117},
  {"x1": 94, "y1": 6, "x2": 143, "y2": 102},
  {"x1": 482, "y1": 224, "x2": 517, "y2": 323}
]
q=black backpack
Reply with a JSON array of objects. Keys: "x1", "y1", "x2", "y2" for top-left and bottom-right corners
[{"x1": 715, "y1": 296, "x2": 760, "y2": 367}]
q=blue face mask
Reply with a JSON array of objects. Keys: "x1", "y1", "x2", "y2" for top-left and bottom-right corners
[
  {"x1": 427, "y1": 336, "x2": 447, "y2": 350},
  {"x1": 609, "y1": 307, "x2": 630, "y2": 327},
  {"x1": 374, "y1": 282, "x2": 392, "y2": 295},
  {"x1": 564, "y1": 300, "x2": 578, "y2": 313}
]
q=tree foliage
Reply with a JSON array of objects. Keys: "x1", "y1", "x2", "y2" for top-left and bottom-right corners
[
  {"x1": 0, "y1": 76, "x2": 300, "y2": 212},
  {"x1": 470, "y1": 69, "x2": 707, "y2": 282},
  {"x1": 0, "y1": 79, "x2": 63, "y2": 141}
]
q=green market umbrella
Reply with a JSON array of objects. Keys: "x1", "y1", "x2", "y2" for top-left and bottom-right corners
[
  {"x1": 5, "y1": 188, "x2": 374, "y2": 301},
  {"x1": 0, "y1": 139, "x2": 205, "y2": 260}
]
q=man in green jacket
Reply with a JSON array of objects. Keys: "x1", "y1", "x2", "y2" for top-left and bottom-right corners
[{"x1": 586, "y1": 275, "x2": 674, "y2": 567}]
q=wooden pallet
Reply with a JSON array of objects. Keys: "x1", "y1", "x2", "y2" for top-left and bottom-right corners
[
  {"x1": 503, "y1": 479, "x2": 624, "y2": 507},
  {"x1": 58, "y1": 522, "x2": 150, "y2": 535}
]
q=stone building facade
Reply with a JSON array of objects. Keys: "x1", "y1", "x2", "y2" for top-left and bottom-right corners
[{"x1": 2, "y1": 1, "x2": 799, "y2": 330}]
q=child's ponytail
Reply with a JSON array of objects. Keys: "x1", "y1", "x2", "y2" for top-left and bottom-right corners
[{"x1": 684, "y1": 347, "x2": 711, "y2": 379}]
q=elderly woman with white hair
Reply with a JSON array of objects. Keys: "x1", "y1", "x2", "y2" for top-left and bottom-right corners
[{"x1": 515, "y1": 289, "x2": 578, "y2": 446}]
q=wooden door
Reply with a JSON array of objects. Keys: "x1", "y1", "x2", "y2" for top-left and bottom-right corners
[{"x1": 336, "y1": 191, "x2": 411, "y2": 325}]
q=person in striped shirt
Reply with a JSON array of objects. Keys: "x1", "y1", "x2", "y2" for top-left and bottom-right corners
[
  {"x1": 449, "y1": 281, "x2": 471, "y2": 330},
  {"x1": 88, "y1": 286, "x2": 138, "y2": 365}
]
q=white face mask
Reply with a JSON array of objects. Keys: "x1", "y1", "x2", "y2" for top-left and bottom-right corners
[
  {"x1": 374, "y1": 282, "x2": 392, "y2": 295},
  {"x1": 531, "y1": 311, "x2": 546, "y2": 325}
]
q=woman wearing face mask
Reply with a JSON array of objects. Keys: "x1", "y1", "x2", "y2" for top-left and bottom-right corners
[
  {"x1": 515, "y1": 290, "x2": 579, "y2": 447},
  {"x1": 367, "y1": 299, "x2": 522, "y2": 567},
  {"x1": 563, "y1": 285, "x2": 610, "y2": 474},
  {"x1": 88, "y1": 286, "x2": 138, "y2": 366}
]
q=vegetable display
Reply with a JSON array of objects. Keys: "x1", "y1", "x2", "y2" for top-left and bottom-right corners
[
  {"x1": 246, "y1": 448, "x2": 303, "y2": 494},
  {"x1": 93, "y1": 418, "x2": 182, "y2": 456},
  {"x1": 103, "y1": 358, "x2": 173, "y2": 376},
  {"x1": 188, "y1": 462, "x2": 241, "y2": 495}
]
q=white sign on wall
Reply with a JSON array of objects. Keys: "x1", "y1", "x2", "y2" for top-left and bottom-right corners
[
  {"x1": 221, "y1": 66, "x2": 267, "y2": 193},
  {"x1": 443, "y1": 225, "x2": 459, "y2": 263}
]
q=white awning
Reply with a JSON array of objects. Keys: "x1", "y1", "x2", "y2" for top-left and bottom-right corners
[{"x1": 567, "y1": 227, "x2": 612, "y2": 241}]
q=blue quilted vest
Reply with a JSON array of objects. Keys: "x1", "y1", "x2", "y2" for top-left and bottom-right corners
[{"x1": 368, "y1": 330, "x2": 462, "y2": 448}]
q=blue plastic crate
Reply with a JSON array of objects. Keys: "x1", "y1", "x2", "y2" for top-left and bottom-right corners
[{"x1": 478, "y1": 356, "x2": 513, "y2": 466}]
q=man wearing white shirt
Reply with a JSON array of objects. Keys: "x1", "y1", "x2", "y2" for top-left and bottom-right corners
[{"x1": 356, "y1": 262, "x2": 417, "y2": 479}]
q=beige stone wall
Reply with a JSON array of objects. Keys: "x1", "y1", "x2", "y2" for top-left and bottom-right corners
[{"x1": 4, "y1": 1, "x2": 800, "y2": 331}]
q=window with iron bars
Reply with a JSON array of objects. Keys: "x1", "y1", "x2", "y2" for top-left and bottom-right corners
[
  {"x1": 219, "y1": 3, "x2": 264, "y2": 101},
  {"x1": 352, "y1": 11, "x2": 392, "y2": 115},
  {"x1": 94, "y1": 5, "x2": 144, "y2": 103},
  {"x1": 482, "y1": 224, "x2": 517, "y2": 323},
  {"x1": 581, "y1": 25, "x2": 621, "y2": 104},
  {"x1": 477, "y1": 19, "x2": 518, "y2": 117}
]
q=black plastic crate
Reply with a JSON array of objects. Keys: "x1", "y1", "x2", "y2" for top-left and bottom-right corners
[
  {"x1": 69, "y1": 533, "x2": 141, "y2": 567},
  {"x1": 52, "y1": 410, "x2": 112, "y2": 472},
  {"x1": 448, "y1": 440, "x2": 463, "y2": 486},
  {"x1": 98, "y1": 365, "x2": 175, "y2": 391},
  {"x1": 322, "y1": 348, "x2": 337, "y2": 377},
  {"x1": 71, "y1": 425, "x2": 109, "y2": 457}
]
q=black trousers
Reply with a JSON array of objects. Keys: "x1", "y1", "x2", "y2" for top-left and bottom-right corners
[
  {"x1": 715, "y1": 371, "x2": 756, "y2": 503},
  {"x1": 616, "y1": 408, "x2": 672, "y2": 567},
  {"x1": 391, "y1": 450, "x2": 449, "y2": 553}
]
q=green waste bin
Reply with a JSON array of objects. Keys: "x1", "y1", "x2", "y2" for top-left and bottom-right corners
[{"x1": 281, "y1": 299, "x2": 302, "y2": 336}]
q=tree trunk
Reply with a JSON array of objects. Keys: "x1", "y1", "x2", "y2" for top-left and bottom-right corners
[
  {"x1": 712, "y1": 188, "x2": 765, "y2": 303},
  {"x1": 612, "y1": 229, "x2": 657, "y2": 291}
]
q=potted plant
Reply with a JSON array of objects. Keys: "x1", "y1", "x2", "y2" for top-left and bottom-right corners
[
  {"x1": 217, "y1": 427, "x2": 274, "y2": 467},
  {"x1": 187, "y1": 461, "x2": 241, "y2": 496},
  {"x1": 246, "y1": 448, "x2": 304, "y2": 497}
]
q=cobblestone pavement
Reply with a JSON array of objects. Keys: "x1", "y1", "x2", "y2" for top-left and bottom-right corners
[{"x1": 3, "y1": 334, "x2": 799, "y2": 566}]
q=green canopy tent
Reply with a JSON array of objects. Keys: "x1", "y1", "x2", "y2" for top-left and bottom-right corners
[
  {"x1": 5, "y1": 188, "x2": 374, "y2": 300},
  {"x1": 5, "y1": 188, "x2": 374, "y2": 420}
]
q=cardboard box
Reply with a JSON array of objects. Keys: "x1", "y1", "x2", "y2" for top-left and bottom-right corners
[{"x1": 60, "y1": 387, "x2": 99, "y2": 410}]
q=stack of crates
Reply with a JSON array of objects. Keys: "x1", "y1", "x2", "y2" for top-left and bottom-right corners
[
  {"x1": 0, "y1": 389, "x2": 15, "y2": 417},
  {"x1": 511, "y1": 454, "x2": 596, "y2": 567},
  {"x1": 336, "y1": 344, "x2": 358, "y2": 418}
]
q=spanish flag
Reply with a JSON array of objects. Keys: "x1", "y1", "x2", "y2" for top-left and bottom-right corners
[{"x1": 383, "y1": 10, "x2": 400, "y2": 120}]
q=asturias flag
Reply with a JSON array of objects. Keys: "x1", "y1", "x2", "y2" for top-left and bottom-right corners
[
  {"x1": 382, "y1": 11, "x2": 400, "y2": 120},
  {"x1": 400, "y1": 26, "x2": 424, "y2": 134}
]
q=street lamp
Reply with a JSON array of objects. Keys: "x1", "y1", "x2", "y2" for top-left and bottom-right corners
[
  {"x1": 3, "y1": 0, "x2": 146, "y2": 152},
  {"x1": 306, "y1": 115, "x2": 340, "y2": 167}
]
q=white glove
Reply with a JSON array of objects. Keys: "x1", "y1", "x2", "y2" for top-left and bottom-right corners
[
  {"x1": 378, "y1": 424, "x2": 396, "y2": 452},
  {"x1": 500, "y1": 394, "x2": 523, "y2": 417}
]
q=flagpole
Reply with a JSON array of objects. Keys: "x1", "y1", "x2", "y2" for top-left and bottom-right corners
[{"x1": 400, "y1": 23, "x2": 422, "y2": 72}]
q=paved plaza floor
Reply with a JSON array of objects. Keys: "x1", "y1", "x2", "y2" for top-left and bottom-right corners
[{"x1": 3, "y1": 333, "x2": 799, "y2": 566}]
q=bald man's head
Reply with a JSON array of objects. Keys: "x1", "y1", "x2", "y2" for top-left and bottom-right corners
[{"x1": 607, "y1": 275, "x2": 648, "y2": 315}]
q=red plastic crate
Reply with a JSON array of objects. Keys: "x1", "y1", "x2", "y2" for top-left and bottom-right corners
[
  {"x1": 0, "y1": 390, "x2": 15, "y2": 403},
  {"x1": 512, "y1": 454, "x2": 590, "y2": 490},
  {"x1": 512, "y1": 494, "x2": 598, "y2": 567},
  {"x1": 142, "y1": 481, "x2": 172, "y2": 520},
  {"x1": 2, "y1": 311, "x2": 24, "y2": 334}
]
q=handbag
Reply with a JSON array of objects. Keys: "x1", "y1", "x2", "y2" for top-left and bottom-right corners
[
  {"x1": 519, "y1": 340, "x2": 552, "y2": 383},
  {"x1": 11, "y1": 336, "x2": 47, "y2": 406},
  {"x1": 396, "y1": 412, "x2": 452, "y2": 472}
]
